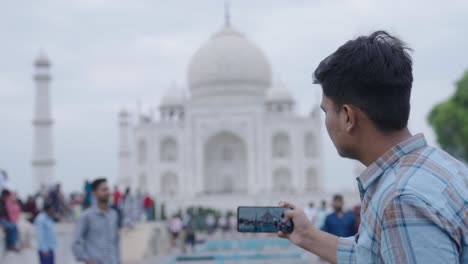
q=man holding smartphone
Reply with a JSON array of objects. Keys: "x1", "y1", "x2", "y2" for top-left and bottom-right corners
[{"x1": 278, "y1": 31, "x2": 467, "y2": 263}]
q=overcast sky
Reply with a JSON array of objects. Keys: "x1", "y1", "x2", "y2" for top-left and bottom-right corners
[{"x1": 1, "y1": 0, "x2": 467, "y2": 197}]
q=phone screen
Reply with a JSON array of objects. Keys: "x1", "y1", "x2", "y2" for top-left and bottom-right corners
[{"x1": 237, "y1": 206, "x2": 293, "y2": 233}]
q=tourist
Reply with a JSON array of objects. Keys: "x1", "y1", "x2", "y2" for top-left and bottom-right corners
[
  {"x1": 314, "y1": 200, "x2": 328, "y2": 229},
  {"x1": 121, "y1": 187, "x2": 135, "y2": 229},
  {"x1": 48, "y1": 184, "x2": 61, "y2": 214},
  {"x1": 143, "y1": 193, "x2": 153, "y2": 221},
  {"x1": 205, "y1": 212, "x2": 216, "y2": 234},
  {"x1": 321, "y1": 195, "x2": 355, "y2": 237},
  {"x1": 169, "y1": 214, "x2": 183, "y2": 247},
  {"x1": 82, "y1": 180, "x2": 92, "y2": 209},
  {"x1": 278, "y1": 31, "x2": 467, "y2": 263},
  {"x1": 112, "y1": 186, "x2": 121, "y2": 207},
  {"x1": 134, "y1": 190, "x2": 143, "y2": 222},
  {"x1": 72, "y1": 178, "x2": 120, "y2": 264},
  {"x1": 0, "y1": 189, "x2": 19, "y2": 251},
  {"x1": 34, "y1": 202, "x2": 56, "y2": 264},
  {"x1": 183, "y1": 213, "x2": 196, "y2": 252},
  {"x1": 303, "y1": 202, "x2": 317, "y2": 224},
  {"x1": 6, "y1": 192, "x2": 21, "y2": 225},
  {"x1": 24, "y1": 196, "x2": 39, "y2": 223}
]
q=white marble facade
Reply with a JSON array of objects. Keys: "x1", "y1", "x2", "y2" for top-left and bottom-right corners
[{"x1": 118, "y1": 18, "x2": 324, "y2": 210}]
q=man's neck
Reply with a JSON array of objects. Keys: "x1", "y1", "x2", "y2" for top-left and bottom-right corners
[
  {"x1": 335, "y1": 210, "x2": 344, "y2": 217},
  {"x1": 359, "y1": 128, "x2": 412, "y2": 166},
  {"x1": 97, "y1": 202, "x2": 108, "y2": 212}
]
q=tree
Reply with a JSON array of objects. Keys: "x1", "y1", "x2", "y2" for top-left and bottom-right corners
[{"x1": 428, "y1": 71, "x2": 468, "y2": 163}]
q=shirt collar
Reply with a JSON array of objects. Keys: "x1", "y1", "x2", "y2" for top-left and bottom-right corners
[
  {"x1": 357, "y1": 133, "x2": 427, "y2": 193},
  {"x1": 90, "y1": 204, "x2": 110, "y2": 216}
]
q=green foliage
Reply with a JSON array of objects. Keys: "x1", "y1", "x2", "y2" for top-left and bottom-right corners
[{"x1": 428, "y1": 71, "x2": 468, "y2": 163}]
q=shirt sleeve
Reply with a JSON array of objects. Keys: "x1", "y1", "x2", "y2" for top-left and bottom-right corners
[
  {"x1": 71, "y1": 213, "x2": 90, "y2": 261},
  {"x1": 337, "y1": 236, "x2": 357, "y2": 264},
  {"x1": 380, "y1": 194, "x2": 459, "y2": 263}
]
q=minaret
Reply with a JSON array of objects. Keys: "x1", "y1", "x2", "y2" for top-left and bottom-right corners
[
  {"x1": 118, "y1": 109, "x2": 132, "y2": 187},
  {"x1": 32, "y1": 51, "x2": 55, "y2": 191}
]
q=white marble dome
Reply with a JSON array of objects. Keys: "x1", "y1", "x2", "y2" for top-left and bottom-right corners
[{"x1": 188, "y1": 25, "x2": 272, "y2": 100}]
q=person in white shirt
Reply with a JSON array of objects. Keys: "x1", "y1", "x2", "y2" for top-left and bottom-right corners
[
  {"x1": 315, "y1": 200, "x2": 329, "y2": 229},
  {"x1": 304, "y1": 202, "x2": 317, "y2": 224}
]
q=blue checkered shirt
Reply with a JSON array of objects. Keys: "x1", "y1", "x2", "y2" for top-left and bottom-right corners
[{"x1": 337, "y1": 134, "x2": 467, "y2": 263}]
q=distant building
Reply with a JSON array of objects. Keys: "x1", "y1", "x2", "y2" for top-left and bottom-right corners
[{"x1": 118, "y1": 12, "x2": 324, "y2": 211}]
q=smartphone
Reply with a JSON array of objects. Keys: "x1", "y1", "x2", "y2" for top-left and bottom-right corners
[{"x1": 237, "y1": 206, "x2": 294, "y2": 233}]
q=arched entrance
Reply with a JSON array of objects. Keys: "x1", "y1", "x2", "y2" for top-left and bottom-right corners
[{"x1": 204, "y1": 131, "x2": 247, "y2": 194}]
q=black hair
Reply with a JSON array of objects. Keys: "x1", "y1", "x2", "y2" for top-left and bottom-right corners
[
  {"x1": 91, "y1": 178, "x2": 107, "y2": 191},
  {"x1": 1, "y1": 189, "x2": 10, "y2": 198},
  {"x1": 314, "y1": 31, "x2": 413, "y2": 131},
  {"x1": 333, "y1": 194, "x2": 343, "y2": 201}
]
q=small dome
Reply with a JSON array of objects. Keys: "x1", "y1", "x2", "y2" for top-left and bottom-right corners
[
  {"x1": 188, "y1": 25, "x2": 272, "y2": 100},
  {"x1": 161, "y1": 83, "x2": 186, "y2": 107},
  {"x1": 35, "y1": 51, "x2": 50, "y2": 67},
  {"x1": 266, "y1": 80, "x2": 294, "y2": 102}
]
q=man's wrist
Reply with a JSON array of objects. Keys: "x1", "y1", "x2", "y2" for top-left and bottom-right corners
[{"x1": 297, "y1": 225, "x2": 318, "y2": 249}]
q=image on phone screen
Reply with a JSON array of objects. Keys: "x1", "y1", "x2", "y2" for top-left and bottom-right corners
[{"x1": 237, "y1": 206, "x2": 293, "y2": 233}]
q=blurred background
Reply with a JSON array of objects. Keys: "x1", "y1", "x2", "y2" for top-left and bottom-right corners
[{"x1": 1, "y1": 0, "x2": 467, "y2": 263}]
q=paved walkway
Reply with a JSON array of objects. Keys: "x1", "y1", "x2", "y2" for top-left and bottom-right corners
[
  {"x1": 2, "y1": 221, "x2": 167, "y2": 264},
  {"x1": 3, "y1": 222, "x2": 323, "y2": 264}
]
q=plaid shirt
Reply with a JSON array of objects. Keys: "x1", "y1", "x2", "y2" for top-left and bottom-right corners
[
  {"x1": 337, "y1": 134, "x2": 468, "y2": 263},
  {"x1": 72, "y1": 205, "x2": 120, "y2": 264}
]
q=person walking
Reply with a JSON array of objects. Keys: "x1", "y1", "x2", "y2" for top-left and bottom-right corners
[
  {"x1": 34, "y1": 203, "x2": 56, "y2": 264},
  {"x1": 72, "y1": 178, "x2": 120, "y2": 264}
]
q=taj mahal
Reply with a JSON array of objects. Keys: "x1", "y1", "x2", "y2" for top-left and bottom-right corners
[{"x1": 116, "y1": 14, "x2": 325, "y2": 210}]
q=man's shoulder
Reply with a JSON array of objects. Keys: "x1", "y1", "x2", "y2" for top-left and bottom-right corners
[
  {"x1": 34, "y1": 212, "x2": 45, "y2": 223},
  {"x1": 395, "y1": 146, "x2": 466, "y2": 193},
  {"x1": 78, "y1": 208, "x2": 95, "y2": 220},
  {"x1": 383, "y1": 146, "x2": 467, "y2": 213}
]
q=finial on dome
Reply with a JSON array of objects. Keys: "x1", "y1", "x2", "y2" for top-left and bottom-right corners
[{"x1": 224, "y1": 1, "x2": 231, "y2": 28}]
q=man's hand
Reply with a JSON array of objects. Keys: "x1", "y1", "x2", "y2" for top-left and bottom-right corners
[
  {"x1": 40, "y1": 251, "x2": 49, "y2": 257},
  {"x1": 277, "y1": 201, "x2": 315, "y2": 246},
  {"x1": 277, "y1": 201, "x2": 339, "y2": 263}
]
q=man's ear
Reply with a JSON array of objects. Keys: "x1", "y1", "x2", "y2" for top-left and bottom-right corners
[{"x1": 342, "y1": 104, "x2": 356, "y2": 133}]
